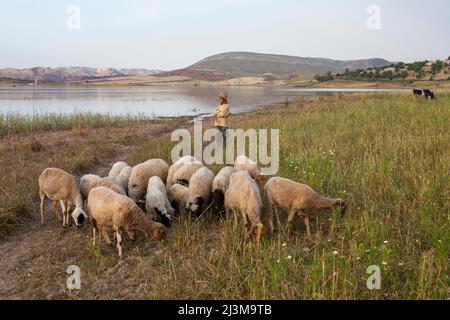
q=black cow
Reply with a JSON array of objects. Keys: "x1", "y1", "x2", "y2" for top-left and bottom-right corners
[
  {"x1": 423, "y1": 89, "x2": 436, "y2": 100},
  {"x1": 413, "y1": 89, "x2": 423, "y2": 96}
]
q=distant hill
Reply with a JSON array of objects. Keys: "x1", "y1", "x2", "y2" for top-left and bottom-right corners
[
  {"x1": 0, "y1": 67, "x2": 163, "y2": 82},
  {"x1": 182, "y1": 52, "x2": 392, "y2": 77}
]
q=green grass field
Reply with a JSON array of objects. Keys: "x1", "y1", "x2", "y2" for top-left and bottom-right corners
[
  {"x1": 123, "y1": 93, "x2": 449, "y2": 299},
  {"x1": 0, "y1": 93, "x2": 448, "y2": 299}
]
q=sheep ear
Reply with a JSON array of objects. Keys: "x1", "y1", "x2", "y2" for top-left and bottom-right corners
[{"x1": 256, "y1": 175, "x2": 267, "y2": 186}]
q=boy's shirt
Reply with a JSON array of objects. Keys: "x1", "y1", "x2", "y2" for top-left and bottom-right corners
[{"x1": 213, "y1": 103, "x2": 230, "y2": 127}]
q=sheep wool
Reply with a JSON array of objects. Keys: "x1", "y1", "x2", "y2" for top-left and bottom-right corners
[
  {"x1": 145, "y1": 176, "x2": 174, "y2": 227},
  {"x1": 108, "y1": 161, "x2": 129, "y2": 178},
  {"x1": 224, "y1": 171, "x2": 263, "y2": 244},
  {"x1": 128, "y1": 159, "x2": 169, "y2": 202},
  {"x1": 115, "y1": 166, "x2": 132, "y2": 194},
  {"x1": 186, "y1": 167, "x2": 214, "y2": 216},
  {"x1": 166, "y1": 156, "x2": 202, "y2": 191},
  {"x1": 88, "y1": 186, "x2": 166, "y2": 258},
  {"x1": 171, "y1": 162, "x2": 204, "y2": 186},
  {"x1": 168, "y1": 183, "x2": 189, "y2": 209},
  {"x1": 264, "y1": 177, "x2": 346, "y2": 236},
  {"x1": 38, "y1": 168, "x2": 88, "y2": 228},
  {"x1": 80, "y1": 174, "x2": 126, "y2": 199},
  {"x1": 212, "y1": 166, "x2": 236, "y2": 211}
]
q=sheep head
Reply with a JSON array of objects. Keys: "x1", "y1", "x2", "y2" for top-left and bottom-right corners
[
  {"x1": 149, "y1": 222, "x2": 167, "y2": 241},
  {"x1": 72, "y1": 207, "x2": 88, "y2": 228}
]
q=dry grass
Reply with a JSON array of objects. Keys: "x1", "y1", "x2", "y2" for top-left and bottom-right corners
[{"x1": 0, "y1": 93, "x2": 448, "y2": 299}]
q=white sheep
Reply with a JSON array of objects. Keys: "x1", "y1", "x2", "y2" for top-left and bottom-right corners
[
  {"x1": 168, "y1": 183, "x2": 189, "y2": 210},
  {"x1": 38, "y1": 168, "x2": 88, "y2": 227},
  {"x1": 212, "y1": 166, "x2": 236, "y2": 211},
  {"x1": 87, "y1": 186, "x2": 166, "y2": 258},
  {"x1": 80, "y1": 174, "x2": 126, "y2": 200},
  {"x1": 108, "y1": 161, "x2": 129, "y2": 178},
  {"x1": 166, "y1": 156, "x2": 202, "y2": 191},
  {"x1": 224, "y1": 171, "x2": 263, "y2": 244},
  {"x1": 144, "y1": 176, "x2": 174, "y2": 227},
  {"x1": 234, "y1": 155, "x2": 266, "y2": 186},
  {"x1": 186, "y1": 167, "x2": 214, "y2": 216},
  {"x1": 128, "y1": 159, "x2": 169, "y2": 202},
  {"x1": 115, "y1": 165, "x2": 132, "y2": 194},
  {"x1": 171, "y1": 162, "x2": 204, "y2": 187},
  {"x1": 264, "y1": 177, "x2": 346, "y2": 236}
]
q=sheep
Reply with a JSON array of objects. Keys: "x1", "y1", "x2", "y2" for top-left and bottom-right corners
[
  {"x1": 234, "y1": 155, "x2": 266, "y2": 186},
  {"x1": 166, "y1": 156, "x2": 202, "y2": 191},
  {"x1": 186, "y1": 167, "x2": 215, "y2": 217},
  {"x1": 128, "y1": 159, "x2": 169, "y2": 202},
  {"x1": 264, "y1": 177, "x2": 346, "y2": 236},
  {"x1": 168, "y1": 183, "x2": 189, "y2": 210},
  {"x1": 115, "y1": 165, "x2": 132, "y2": 194},
  {"x1": 108, "y1": 161, "x2": 129, "y2": 178},
  {"x1": 87, "y1": 187, "x2": 166, "y2": 258},
  {"x1": 212, "y1": 166, "x2": 236, "y2": 212},
  {"x1": 171, "y1": 162, "x2": 204, "y2": 187},
  {"x1": 80, "y1": 174, "x2": 126, "y2": 200},
  {"x1": 224, "y1": 171, "x2": 263, "y2": 244},
  {"x1": 144, "y1": 176, "x2": 174, "y2": 227},
  {"x1": 38, "y1": 168, "x2": 88, "y2": 228}
]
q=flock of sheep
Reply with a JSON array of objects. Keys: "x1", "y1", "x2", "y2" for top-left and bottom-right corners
[{"x1": 38, "y1": 155, "x2": 346, "y2": 257}]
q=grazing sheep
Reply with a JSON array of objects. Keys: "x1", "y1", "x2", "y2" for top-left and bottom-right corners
[
  {"x1": 144, "y1": 176, "x2": 174, "y2": 227},
  {"x1": 168, "y1": 183, "x2": 189, "y2": 209},
  {"x1": 212, "y1": 166, "x2": 236, "y2": 211},
  {"x1": 264, "y1": 177, "x2": 346, "y2": 236},
  {"x1": 108, "y1": 161, "x2": 129, "y2": 178},
  {"x1": 115, "y1": 165, "x2": 132, "y2": 194},
  {"x1": 166, "y1": 156, "x2": 202, "y2": 191},
  {"x1": 87, "y1": 186, "x2": 166, "y2": 258},
  {"x1": 80, "y1": 174, "x2": 126, "y2": 199},
  {"x1": 186, "y1": 167, "x2": 215, "y2": 217},
  {"x1": 38, "y1": 168, "x2": 88, "y2": 227},
  {"x1": 128, "y1": 159, "x2": 169, "y2": 202},
  {"x1": 171, "y1": 162, "x2": 204, "y2": 186},
  {"x1": 234, "y1": 155, "x2": 266, "y2": 186},
  {"x1": 224, "y1": 171, "x2": 263, "y2": 244}
]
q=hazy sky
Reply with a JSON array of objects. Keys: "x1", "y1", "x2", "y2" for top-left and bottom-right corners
[{"x1": 1, "y1": 0, "x2": 449, "y2": 70}]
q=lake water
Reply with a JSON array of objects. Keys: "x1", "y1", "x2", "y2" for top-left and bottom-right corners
[{"x1": 0, "y1": 86, "x2": 407, "y2": 117}]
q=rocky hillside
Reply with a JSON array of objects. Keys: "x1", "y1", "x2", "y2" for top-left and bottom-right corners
[
  {"x1": 0, "y1": 67, "x2": 162, "y2": 82},
  {"x1": 185, "y1": 52, "x2": 391, "y2": 76}
]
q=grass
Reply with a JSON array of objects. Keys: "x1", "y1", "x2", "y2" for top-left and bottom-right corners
[
  {"x1": 0, "y1": 112, "x2": 164, "y2": 137},
  {"x1": 0, "y1": 93, "x2": 448, "y2": 299}
]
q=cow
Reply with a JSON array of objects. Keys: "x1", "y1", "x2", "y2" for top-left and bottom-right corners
[
  {"x1": 423, "y1": 89, "x2": 436, "y2": 100},
  {"x1": 413, "y1": 89, "x2": 423, "y2": 96}
]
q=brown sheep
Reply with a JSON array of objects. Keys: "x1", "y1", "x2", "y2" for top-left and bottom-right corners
[
  {"x1": 38, "y1": 168, "x2": 88, "y2": 227},
  {"x1": 225, "y1": 171, "x2": 263, "y2": 244},
  {"x1": 264, "y1": 177, "x2": 346, "y2": 236},
  {"x1": 87, "y1": 186, "x2": 166, "y2": 258}
]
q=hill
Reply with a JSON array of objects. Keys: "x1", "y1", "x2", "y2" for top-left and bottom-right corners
[
  {"x1": 0, "y1": 67, "x2": 163, "y2": 82},
  {"x1": 181, "y1": 52, "x2": 392, "y2": 77}
]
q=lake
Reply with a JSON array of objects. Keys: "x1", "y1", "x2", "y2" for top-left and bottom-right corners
[{"x1": 0, "y1": 86, "x2": 408, "y2": 117}]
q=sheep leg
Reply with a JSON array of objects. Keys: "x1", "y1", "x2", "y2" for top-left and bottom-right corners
[
  {"x1": 60, "y1": 200, "x2": 68, "y2": 226},
  {"x1": 102, "y1": 229, "x2": 112, "y2": 245},
  {"x1": 39, "y1": 191, "x2": 46, "y2": 225},
  {"x1": 92, "y1": 227, "x2": 97, "y2": 245},
  {"x1": 51, "y1": 200, "x2": 62, "y2": 222},
  {"x1": 114, "y1": 226, "x2": 123, "y2": 258},
  {"x1": 299, "y1": 212, "x2": 311, "y2": 237},
  {"x1": 266, "y1": 199, "x2": 275, "y2": 232}
]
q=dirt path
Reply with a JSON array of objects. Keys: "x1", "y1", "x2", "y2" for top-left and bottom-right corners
[{"x1": 0, "y1": 122, "x2": 180, "y2": 299}]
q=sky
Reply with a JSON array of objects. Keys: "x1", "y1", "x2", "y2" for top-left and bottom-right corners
[{"x1": 0, "y1": 0, "x2": 449, "y2": 70}]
